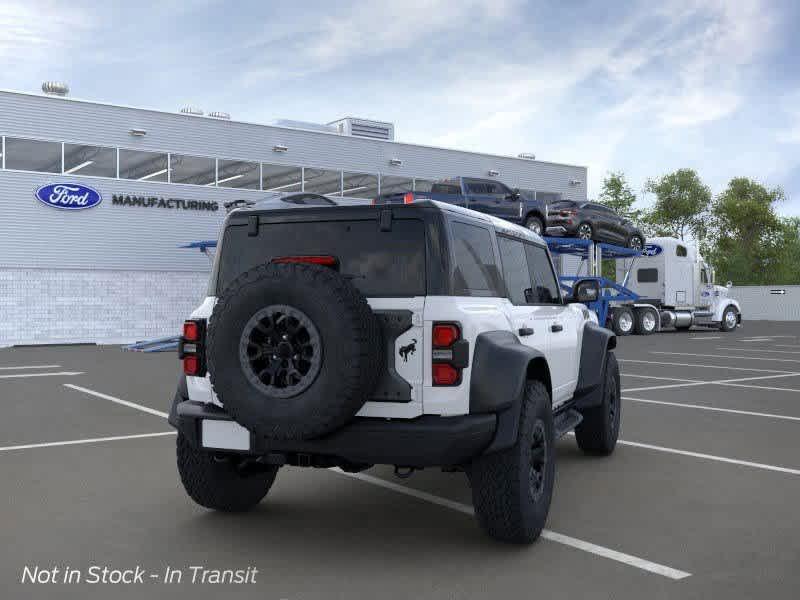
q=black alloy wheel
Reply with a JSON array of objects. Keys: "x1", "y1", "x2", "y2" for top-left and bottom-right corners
[{"x1": 239, "y1": 304, "x2": 322, "y2": 399}]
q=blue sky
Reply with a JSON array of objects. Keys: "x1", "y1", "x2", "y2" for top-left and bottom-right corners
[{"x1": 3, "y1": 0, "x2": 800, "y2": 213}]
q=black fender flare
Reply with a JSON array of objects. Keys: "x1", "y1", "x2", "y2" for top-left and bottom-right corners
[
  {"x1": 572, "y1": 322, "x2": 616, "y2": 410},
  {"x1": 469, "y1": 330, "x2": 552, "y2": 454}
]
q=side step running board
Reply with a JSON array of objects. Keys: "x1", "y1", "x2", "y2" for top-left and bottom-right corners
[{"x1": 554, "y1": 408, "x2": 583, "y2": 439}]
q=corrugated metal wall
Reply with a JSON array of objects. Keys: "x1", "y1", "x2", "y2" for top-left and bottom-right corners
[
  {"x1": 0, "y1": 90, "x2": 589, "y2": 345},
  {"x1": 728, "y1": 286, "x2": 800, "y2": 321}
]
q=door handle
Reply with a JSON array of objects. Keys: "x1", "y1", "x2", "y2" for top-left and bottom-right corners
[
  {"x1": 551, "y1": 323, "x2": 563, "y2": 333},
  {"x1": 518, "y1": 327, "x2": 534, "y2": 337}
]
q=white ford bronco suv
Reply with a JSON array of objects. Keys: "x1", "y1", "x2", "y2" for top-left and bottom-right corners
[{"x1": 169, "y1": 199, "x2": 621, "y2": 543}]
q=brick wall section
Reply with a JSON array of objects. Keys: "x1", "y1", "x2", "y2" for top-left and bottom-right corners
[{"x1": 0, "y1": 269, "x2": 209, "y2": 346}]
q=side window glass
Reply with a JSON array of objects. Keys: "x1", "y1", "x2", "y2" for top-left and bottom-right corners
[
  {"x1": 701, "y1": 269, "x2": 708, "y2": 284},
  {"x1": 524, "y1": 244, "x2": 562, "y2": 304},
  {"x1": 676, "y1": 245, "x2": 688, "y2": 257},
  {"x1": 451, "y1": 222, "x2": 502, "y2": 297},
  {"x1": 498, "y1": 236, "x2": 533, "y2": 305}
]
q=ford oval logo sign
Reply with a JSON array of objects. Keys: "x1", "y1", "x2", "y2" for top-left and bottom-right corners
[
  {"x1": 35, "y1": 183, "x2": 103, "y2": 210},
  {"x1": 642, "y1": 244, "x2": 663, "y2": 257}
]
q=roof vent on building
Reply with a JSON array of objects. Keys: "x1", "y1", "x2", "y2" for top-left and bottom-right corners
[
  {"x1": 270, "y1": 119, "x2": 337, "y2": 134},
  {"x1": 180, "y1": 106, "x2": 204, "y2": 116},
  {"x1": 328, "y1": 117, "x2": 395, "y2": 141},
  {"x1": 208, "y1": 111, "x2": 231, "y2": 120},
  {"x1": 42, "y1": 81, "x2": 69, "y2": 96},
  {"x1": 518, "y1": 152, "x2": 536, "y2": 160}
]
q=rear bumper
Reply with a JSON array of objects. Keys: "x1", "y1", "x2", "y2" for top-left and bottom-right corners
[{"x1": 170, "y1": 399, "x2": 497, "y2": 468}]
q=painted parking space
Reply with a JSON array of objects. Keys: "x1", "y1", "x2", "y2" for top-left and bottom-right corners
[{"x1": 2, "y1": 322, "x2": 800, "y2": 598}]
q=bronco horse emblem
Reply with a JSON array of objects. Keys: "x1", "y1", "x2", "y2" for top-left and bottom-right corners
[{"x1": 398, "y1": 338, "x2": 417, "y2": 362}]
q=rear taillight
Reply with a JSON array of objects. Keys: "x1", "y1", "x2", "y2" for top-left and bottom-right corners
[
  {"x1": 431, "y1": 322, "x2": 468, "y2": 386},
  {"x1": 403, "y1": 192, "x2": 414, "y2": 204},
  {"x1": 179, "y1": 319, "x2": 206, "y2": 376},
  {"x1": 271, "y1": 255, "x2": 338, "y2": 267}
]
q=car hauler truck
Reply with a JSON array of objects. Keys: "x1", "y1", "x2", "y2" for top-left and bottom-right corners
[{"x1": 547, "y1": 236, "x2": 741, "y2": 335}]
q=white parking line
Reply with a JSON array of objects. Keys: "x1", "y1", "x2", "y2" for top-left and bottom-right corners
[
  {"x1": 0, "y1": 371, "x2": 84, "y2": 379},
  {"x1": 652, "y1": 351, "x2": 800, "y2": 363},
  {"x1": 689, "y1": 336, "x2": 721, "y2": 340},
  {"x1": 611, "y1": 438, "x2": 800, "y2": 477},
  {"x1": 336, "y1": 470, "x2": 691, "y2": 580},
  {"x1": 0, "y1": 432, "x2": 176, "y2": 453},
  {"x1": 0, "y1": 364, "x2": 61, "y2": 370},
  {"x1": 717, "y1": 347, "x2": 800, "y2": 355},
  {"x1": 624, "y1": 396, "x2": 800, "y2": 422},
  {"x1": 620, "y1": 359, "x2": 797, "y2": 374},
  {"x1": 622, "y1": 372, "x2": 800, "y2": 393},
  {"x1": 64, "y1": 384, "x2": 169, "y2": 419},
  {"x1": 774, "y1": 344, "x2": 800, "y2": 349},
  {"x1": 622, "y1": 374, "x2": 700, "y2": 383}
]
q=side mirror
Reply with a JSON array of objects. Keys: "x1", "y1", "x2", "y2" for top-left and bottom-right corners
[
  {"x1": 571, "y1": 279, "x2": 600, "y2": 303},
  {"x1": 726, "y1": 281, "x2": 733, "y2": 289}
]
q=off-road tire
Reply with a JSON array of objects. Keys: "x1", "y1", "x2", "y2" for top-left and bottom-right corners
[
  {"x1": 468, "y1": 380, "x2": 555, "y2": 544},
  {"x1": 207, "y1": 263, "x2": 383, "y2": 440},
  {"x1": 524, "y1": 215, "x2": 544, "y2": 236},
  {"x1": 176, "y1": 433, "x2": 278, "y2": 512},
  {"x1": 575, "y1": 352, "x2": 620, "y2": 455},
  {"x1": 611, "y1": 306, "x2": 634, "y2": 336}
]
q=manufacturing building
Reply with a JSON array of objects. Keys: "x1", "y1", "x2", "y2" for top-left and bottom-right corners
[{"x1": 0, "y1": 85, "x2": 588, "y2": 346}]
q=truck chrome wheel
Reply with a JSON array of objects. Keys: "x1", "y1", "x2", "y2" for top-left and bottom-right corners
[
  {"x1": 724, "y1": 308, "x2": 738, "y2": 329},
  {"x1": 617, "y1": 311, "x2": 633, "y2": 333},
  {"x1": 577, "y1": 223, "x2": 593, "y2": 239},
  {"x1": 642, "y1": 310, "x2": 656, "y2": 332},
  {"x1": 239, "y1": 305, "x2": 322, "y2": 398},
  {"x1": 529, "y1": 420, "x2": 548, "y2": 502}
]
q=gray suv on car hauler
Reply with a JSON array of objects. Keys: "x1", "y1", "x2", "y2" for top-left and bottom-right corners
[{"x1": 169, "y1": 200, "x2": 620, "y2": 543}]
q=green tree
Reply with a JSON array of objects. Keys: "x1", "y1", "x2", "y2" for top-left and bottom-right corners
[
  {"x1": 598, "y1": 171, "x2": 640, "y2": 220},
  {"x1": 642, "y1": 169, "x2": 711, "y2": 241},
  {"x1": 707, "y1": 178, "x2": 786, "y2": 285}
]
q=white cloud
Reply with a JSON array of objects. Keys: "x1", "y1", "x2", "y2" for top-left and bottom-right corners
[{"x1": 0, "y1": 1, "x2": 93, "y2": 68}]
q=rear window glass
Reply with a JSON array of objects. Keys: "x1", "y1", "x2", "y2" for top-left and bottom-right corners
[
  {"x1": 637, "y1": 268, "x2": 659, "y2": 283},
  {"x1": 550, "y1": 200, "x2": 575, "y2": 209},
  {"x1": 431, "y1": 183, "x2": 461, "y2": 195},
  {"x1": 215, "y1": 219, "x2": 426, "y2": 297},
  {"x1": 451, "y1": 221, "x2": 502, "y2": 296}
]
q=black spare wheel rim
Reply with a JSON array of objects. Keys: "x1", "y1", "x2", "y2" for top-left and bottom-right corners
[
  {"x1": 239, "y1": 305, "x2": 322, "y2": 398},
  {"x1": 207, "y1": 263, "x2": 382, "y2": 441},
  {"x1": 529, "y1": 419, "x2": 548, "y2": 502}
]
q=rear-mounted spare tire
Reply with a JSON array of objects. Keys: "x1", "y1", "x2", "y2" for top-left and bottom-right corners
[{"x1": 207, "y1": 263, "x2": 382, "y2": 440}]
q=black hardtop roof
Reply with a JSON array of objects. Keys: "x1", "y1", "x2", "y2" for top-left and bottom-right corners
[{"x1": 226, "y1": 200, "x2": 545, "y2": 246}]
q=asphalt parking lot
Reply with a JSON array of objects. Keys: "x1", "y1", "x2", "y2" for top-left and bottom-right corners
[{"x1": 2, "y1": 322, "x2": 800, "y2": 599}]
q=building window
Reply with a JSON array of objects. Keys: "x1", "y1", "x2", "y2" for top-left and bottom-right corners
[
  {"x1": 341, "y1": 171, "x2": 378, "y2": 198},
  {"x1": 4, "y1": 137, "x2": 61, "y2": 173},
  {"x1": 380, "y1": 175, "x2": 413, "y2": 196},
  {"x1": 217, "y1": 159, "x2": 260, "y2": 189},
  {"x1": 414, "y1": 178, "x2": 435, "y2": 192},
  {"x1": 63, "y1": 143, "x2": 117, "y2": 177},
  {"x1": 303, "y1": 167, "x2": 341, "y2": 195},
  {"x1": 261, "y1": 163, "x2": 302, "y2": 192},
  {"x1": 119, "y1": 149, "x2": 168, "y2": 182},
  {"x1": 170, "y1": 154, "x2": 216, "y2": 186}
]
